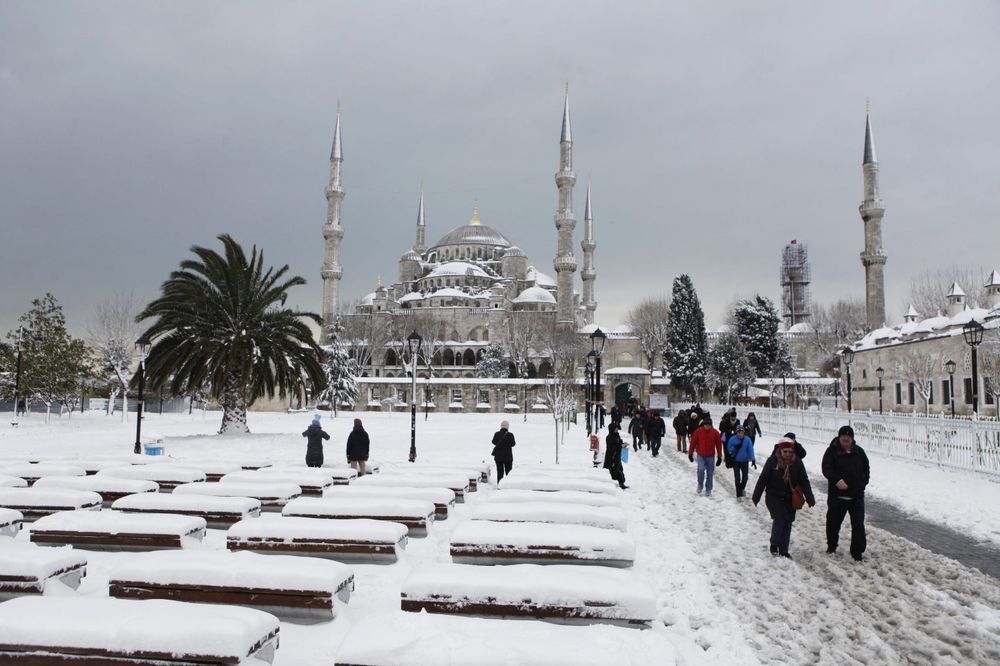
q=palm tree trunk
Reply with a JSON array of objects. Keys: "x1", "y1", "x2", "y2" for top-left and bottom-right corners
[{"x1": 219, "y1": 373, "x2": 250, "y2": 435}]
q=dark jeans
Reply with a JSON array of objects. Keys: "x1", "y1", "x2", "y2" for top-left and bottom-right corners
[
  {"x1": 771, "y1": 518, "x2": 793, "y2": 555},
  {"x1": 609, "y1": 464, "x2": 627, "y2": 489},
  {"x1": 732, "y1": 461, "x2": 749, "y2": 495},
  {"x1": 632, "y1": 434, "x2": 643, "y2": 450},
  {"x1": 827, "y1": 495, "x2": 867, "y2": 556},
  {"x1": 649, "y1": 436, "x2": 662, "y2": 456},
  {"x1": 675, "y1": 433, "x2": 686, "y2": 451},
  {"x1": 496, "y1": 459, "x2": 512, "y2": 483}
]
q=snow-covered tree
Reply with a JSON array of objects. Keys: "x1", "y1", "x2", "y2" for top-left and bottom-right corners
[
  {"x1": 731, "y1": 295, "x2": 783, "y2": 379},
  {"x1": 540, "y1": 322, "x2": 582, "y2": 463},
  {"x1": 625, "y1": 296, "x2": 670, "y2": 372},
  {"x1": 318, "y1": 315, "x2": 360, "y2": 417},
  {"x1": 707, "y1": 333, "x2": 754, "y2": 403},
  {"x1": 475, "y1": 343, "x2": 508, "y2": 378},
  {"x1": 908, "y1": 265, "x2": 987, "y2": 318},
  {"x1": 895, "y1": 349, "x2": 941, "y2": 415},
  {"x1": 810, "y1": 298, "x2": 868, "y2": 373},
  {"x1": 663, "y1": 275, "x2": 708, "y2": 398},
  {"x1": 87, "y1": 292, "x2": 141, "y2": 422},
  {"x1": 506, "y1": 311, "x2": 541, "y2": 379}
]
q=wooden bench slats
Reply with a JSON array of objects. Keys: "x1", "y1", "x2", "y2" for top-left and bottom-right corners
[
  {"x1": 449, "y1": 521, "x2": 635, "y2": 568},
  {"x1": 324, "y1": 486, "x2": 455, "y2": 520},
  {"x1": 0, "y1": 508, "x2": 23, "y2": 538},
  {"x1": 471, "y1": 501, "x2": 627, "y2": 531},
  {"x1": 353, "y1": 473, "x2": 470, "y2": 503},
  {"x1": 97, "y1": 465, "x2": 208, "y2": 491},
  {"x1": 0, "y1": 464, "x2": 87, "y2": 486},
  {"x1": 227, "y1": 516, "x2": 407, "y2": 564},
  {"x1": 173, "y1": 481, "x2": 300, "y2": 511},
  {"x1": 283, "y1": 497, "x2": 434, "y2": 537},
  {"x1": 112, "y1": 493, "x2": 261, "y2": 528},
  {"x1": 222, "y1": 470, "x2": 332, "y2": 497},
  {"x1": 498, "y1": 475, "x2": 620, "y2": 495},
  {"x1": 489, "y1": 489, "x2": 622, "y2": 508},
  {"x1": 31, "y1": 511, "x2": 206, "y2": 551},
  {"x1": 0, "y1": 544, "x2": 88, "y2": 599},
  {"x1": 0, "y1": 489, "x2": 102, "y2": 521},
  {"x1": 33, "y1": 476, "x2": 159, "y2": 507}
]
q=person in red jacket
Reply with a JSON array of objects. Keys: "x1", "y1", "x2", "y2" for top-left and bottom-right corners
[{"x1": 688, "y1": 416, "x2": 723, "y2": 496}]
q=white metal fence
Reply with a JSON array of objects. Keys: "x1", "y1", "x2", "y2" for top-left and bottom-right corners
[{"x1": 703, "y1": 404, "x2": 1000, "y2": 478}]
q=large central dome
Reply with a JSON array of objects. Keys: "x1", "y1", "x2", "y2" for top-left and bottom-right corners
[{"x1": 433, "y1": 223, "x2": 511, "y2": 248}]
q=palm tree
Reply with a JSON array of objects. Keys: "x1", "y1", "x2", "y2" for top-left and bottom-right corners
[{"x1": 137, "y1": 234, "x2": 325, "y2": 434}]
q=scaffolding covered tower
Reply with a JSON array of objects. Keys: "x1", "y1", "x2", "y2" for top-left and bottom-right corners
[{"x1": 780, "y1": 239, "x2": 812, "y2": 328}]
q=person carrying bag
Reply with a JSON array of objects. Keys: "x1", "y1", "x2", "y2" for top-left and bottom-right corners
[{"x1": 752, "y1": 438, "x2": 815, "y2": 558}]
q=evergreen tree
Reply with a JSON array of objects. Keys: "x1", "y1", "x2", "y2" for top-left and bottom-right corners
[
  {"x1": 663, "y1": 275, "x2": 708, "y2": 398},
  {"x1": 731, "y1": 295, "x2": 782, "y2": 378},
  {"x1": 5, "y1": 294, "x2": 92, "y2": 420},
  {"x1": 474, "y1": 343, "x2": 508, "y2": 378},
  {"x1": 707, "y1": 333, "x2": 754, "y2": 403},
  {"x1": 318, "y1": 315, "x2": 360, "y2": 416}
]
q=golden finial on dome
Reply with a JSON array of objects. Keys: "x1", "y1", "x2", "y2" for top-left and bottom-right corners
[{"x1": 469, "y1": 199, "x2": 481, "y2": 226}]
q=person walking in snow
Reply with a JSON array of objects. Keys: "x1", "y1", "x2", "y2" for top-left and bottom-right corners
[
  {"x1": 646, "y1": 409, "x2": 666, "y2": 457},
  {"x1": 491, "y1": 420, "x2": 516, "y2": 483},
  {"x1": 822, "y1": 425, "x2": 870, "y2": 561},
  {"x1": 743, "y1": 412, "x2": 762, "y2": 443},
  {"x1": 610, "y1": 404, "x2": 622, "y2": 427},
  {"x1": 673, "y1": 409, "x2": 689, "y2": 452},
  {"x1": 345, "y1": 418, "x2": 370, "y2": 476},
  {"x1": 769, "y1": 432, "x2": 807, "y2": 460},
  {"x1": 627, "y1": 412, "x2": 645, "y2": 452},
  {"x1": 752, "y1": 438, "x2": 815, "y2": 558},
  {"x1": 727, "y1": 424, "x2": 757, "y2": 497},
  {"x1": 603, "y1": 423, "x2": 628, "y2": 489},
  {"x1": 688, "y1": 417, "x2": 723, "y2": 496},
  {"x1": 302, "y1": 415, "x2": 330, "y2": 468}
]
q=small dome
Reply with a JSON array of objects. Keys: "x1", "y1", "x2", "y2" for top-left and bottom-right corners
[
  {"x1": 513, "y1": 286, "x2": 557, "y2": 304},
  {"x1": 398, "y1": 292, "x2": 423, "y2": 303},
  {"x1": 525, "y1": 267, "x2": 557, "y2": 288},
  {"x1": 787, "y1": 322, "x2": 813, "y2": 333},
  {"x1": 400, "y1": 250, "x2": 422, "y2": 262},
  {"x1": 426, "y1": 262, "x2": 490, "y2": 279},
  {"x1": 503, "y1": 245, "x2": 526, "y2": 258},
  {"x1": 431, "y1": 287, "x2": 477, "y2": 300},
  {"x1": 360, "y1": 292, "x2": 377, "y2": 306}
]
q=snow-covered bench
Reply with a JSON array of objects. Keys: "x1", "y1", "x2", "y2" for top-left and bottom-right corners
[
  {"x1": 354, "y1": 472, "x2": 471, "y2": 502},
  {"x1": 222, "y1": 469, "x2": 334, "y2": 497},
  {"x1": 324, "y1": 485, "x2": 456, "y2": 520},
  {"x1": 227, "y1": 516, "x2": 408, "y2": 564},
  {"x1": 33, "y1": 475, "x2": 159, "y2": 507},
  {"x1": 0, "y1": 463, "x2": 86, "y2": 486},
  {"x1": 31, "y1": 511, "x2": 206, "y2": 551},
  {"x1": 0, "y1": 544, "x2": 87, "y2": 601},
  {"x1": 489, "y1": 489, "x2": 622, "y2": 508},
  {"x1": 98, "y1": 464, "x2": 207, "y2": 491},
  {"x1": 512, "y1": 465, "x2": 611, "y2": 482},
  {"x1": 51, "y1": 458, "x2": 138, "y2": 475},
  {"x1": 470, "y1": 501, "x2": 627, "y2": 532},
  {"x1": 0, "y1": 508, "x2": 22, "y2": 538},
  {"x1": 112, "y1": 493, "x2": 262, "y2": 528},
  {"x1": 0, "y1": 597, "x2": 280, "y2": 665},
  {"x1": 332, "y1": 611, "x2": 676, "y2": 666},
  {"x1": 381, "y1": 463, "x2": 485, "y2": 490},
  {"x1": 498, "y1": 474, "x2": 620, "y2": 495},
  {"x1": 449, "y1": 521, "x2": 635, "y2": 568},
  {"x1": 109, "y1": 550, "x2": 354, "y2": 624},
  {"x1": 174, "y1": 481, "x2": 301, "y2": 511},
  {"x1": 167, "y1": 460, "x2": 245, "y2": 482},
  {"x1": 400, "y1": 563, "x2": 655, "y2": 627},
  {"x1": 325, "y1": 460, "x2": 380, "y2": 476},
  {"x1": 0, "y1": 475, "x2": 27, "y2": 489},
  {"x1": 283, "y1": 497, "x2": 435, "y2": 537},
  {"x1": 0, "y1": 488, "x2": 102, "y2": 521}
]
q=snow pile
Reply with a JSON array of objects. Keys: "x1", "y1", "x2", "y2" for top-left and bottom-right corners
[
  {"x1": 166, "y1": 460, "x2": 244, "y2": 476},
  {"x1": 97, "y1": 465, "x2": 207, "y2": 484},
  {"x1": 334, "y1": 611, "x2": 676, "y2": 665},
  {"x1": 112, "y1": 493, "x2": 261, "y2": 515},
  {"x1": 33, "y1": 476, "x2": 159, "y2": 495},
  {"x1": 283, "y1": 496, "x2": 435, "y2": 520},
  {"x1": 0, "y1": 508, "x2": 22, "y2": 537},
  {"x1": 222, "y1": 469, "x2": 334, "y2": 489},
  {"x1": 32, "y1": 510, "x2": 206, "y2": 536},
  {"x1": 0, "y1": 463, "x2": 86, "y2": 480},
  {"x1": 355, "y1": 472, "x2": 469, "y2": 491},
  {"x1": 227, "y1": 515, "x2": 407, "y2": 543},
  {"x1": 174, "y1": 482, "x2": 300, "y2": 502},
  {"x1": 498, "y1": 474, "x2": 619, "y2": 495},
  {"x1": 323, "y1": 485, "x2": 456, "y2": 507},
  {"x1": 110, "y1": 550, "x2": 353, "y2": 596},
  {"x1": 471, "y1": 501, "x2": 627, "y2": 531},
  {"x1": 0, "y1": 475, "x2": 28, "y2": 489},
  {"x1": 0, "y1": 597, "x2": 279, "y2": 659},
  {"x1": 450, "y1": 521, "x2": 636, "y2": 562},
  {"x1": 513, "y1": 464, "x2": 610, "y2": 481},
  {"x1": 0, "y1": 544, "x2": 87, "y2": 586},
  {"x1": 489, "y1": 489, "x2": 621, "y2": 507},
  {"x1": 0, "y1": 488, "x2": 102, "y2": 511},
  {"x1": 402, "y1": 563, "x2": 655, "y2": 620}
]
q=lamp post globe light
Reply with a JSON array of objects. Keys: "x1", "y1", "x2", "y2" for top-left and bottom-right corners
[
  {"x1": 875, "y1": 366, "x2": 885, "y2": 415},
  {"x1": 406, "y1": 330, "x2": 423, "y2": 462},
  {"x1": 590, "y1": 328, "x2": 606, "y2": 431},
  {"x1": 133, "y1": 334, "x2": 152, "y2": 454},
  {"x1": 841, "y1": 347, "x2": 855, "y2": 413},
  {"x1": 963, "y1": 320, "x2": 985, "y2": 415},
  {"x1": 945, "y1": 358, "x2": 957, "y2": 418}
]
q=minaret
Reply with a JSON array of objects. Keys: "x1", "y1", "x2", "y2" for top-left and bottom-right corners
[
  {"x1": 414, "y1": 188, "x2": 427, "y2": 253},
  {"x1": 553, "y1": 84, "x2": 578, "y2": 327},
  {"x1": 321, "y1": 105, "x2": 345, "y2": 341},
  {"x1": 580, "y1": 180, "x2": 597, "y2": 324},
  {"x1": 859, "y1": 102, "x2": 887, "y2": 328}
]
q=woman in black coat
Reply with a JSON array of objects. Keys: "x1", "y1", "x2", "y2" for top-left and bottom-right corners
[
  {"x1": 603, "y1": 424, "x2": 628, "y2": 490},
  {"x1": 302, "y1": 416, "x2": 330, "y2": 468},
  {"x1": 743, "y1": 413, "x2": 763, "y2": 443},
  {"x1": 752, "y1": 439, "x2": 815, "y2": 558},
  {"x1": 345, "y1": 418, "x2": 371, "y2": 476},
  {"x1": 491, "y1": 420, "x2": 516, "y2": 483}
]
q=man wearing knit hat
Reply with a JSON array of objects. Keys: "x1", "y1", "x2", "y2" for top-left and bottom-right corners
[{"x1": 822, "y1": 424, "x2": 870, "y2": 561}]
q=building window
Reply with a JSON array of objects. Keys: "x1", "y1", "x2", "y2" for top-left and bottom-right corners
[
  {"x1": 506, "y1": 390, "x2": 518, "y2": 404},
  {"x1": 895, "y1": 383, "x2": 902, "y2": 405},
  {"x1": 451, "y1": 389, "x2": 463, "y2": 404},
  {"x1": 370, "y1": 388, "x2": 381, "y2": 402},
  {"x1": 397, "y1": 388, "x2": 407, "y2": 403},
  {"x1": 928, "y1": 382, "x2": 934, "y2": 405},
  {"x1": 942, "y1": 380, "x2": 950, "y2": 405},
  {"x1": 908, "y1": 383, "x2": 915, "y2": 405},
  {"x1": 862, "y1": 369, "x2": 867, "y2": 380},
  {"x1": 478, "y1": 390, "x2": 490, "y2": 405},
  {"x1": 964, "y1": 377, "x2": 974, "y2": 405}
]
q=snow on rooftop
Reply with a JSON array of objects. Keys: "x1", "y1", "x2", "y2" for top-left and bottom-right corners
[
  {"x1": 525, "y1": 266, "x2": 557, "y2": 288},
  {"x1": 787, "y1": 322, "x2": 813, "y2": 333},
  {"x1": 947, "y1": 282, "x2": 966, "y2": 297},
  {"x1": 512, "y1": 286, "x2": 556, "y2": 304},
  {"x1": 426, "y1": 262, "x2": 490, "y2": 279}
]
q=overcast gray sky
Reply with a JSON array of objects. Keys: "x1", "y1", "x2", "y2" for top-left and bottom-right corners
[{"x1": 2, "y1": 0, "x2": 998, "y2": 337}]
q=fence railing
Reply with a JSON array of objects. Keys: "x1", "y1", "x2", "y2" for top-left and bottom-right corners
[{"x1": 703, "y1": 404, "x2": 1000, "y2": 478}]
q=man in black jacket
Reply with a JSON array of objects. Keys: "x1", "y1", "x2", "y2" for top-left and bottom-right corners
[
  {"x1": 302, "y1": 415, "x2": 330, "y2": 468},
  {"x1": 491, "y1": 420, "x2": 516, "y2": 483},
  {"x1": 346, "y1": 418, "x2": 371, "y2": 476},
  {"x1": 822, "y1": 425, "x2": 870, "y2": 561},
  {"x1": 673, "y1": 409, "x2": 689, "y2": 452},
  {"x1": 645, "y1": 410, "x2": 666, "y2": 457}
]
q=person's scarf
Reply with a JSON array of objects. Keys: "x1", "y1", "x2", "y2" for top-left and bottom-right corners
[{"x1": 777, "y1": 450, "x2": 798, "y2": 485}]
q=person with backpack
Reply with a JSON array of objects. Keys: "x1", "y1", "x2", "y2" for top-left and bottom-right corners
[
  {"x1": 645, "y1": 410, "x2": 666, "y2": 457},
  {"x1": 822, "y1": 425, "x2": 870, "y2": 562},
  {"x1": 726, "y1": 424, "x2": 757, "y2": 497},
  {"x1": 688, "y1": 416, "x2": 723, "y2": 496},
  {"x1": 302, "y1": 415, "x2": 331, "y2": 468},
  {"x1": 752, "y1": 438, "x2": 815, "y2": 558},
  {"x1": 491, "y1": 420, "x2": 516, "y2": 483},
  {"x1": 603, "y1": 423, "x2": 628, "y2": 490}
]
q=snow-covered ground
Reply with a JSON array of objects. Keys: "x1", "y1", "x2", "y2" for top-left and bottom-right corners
[{"x1": 1, "y1": 409, "x2": 999, "y2": 664}]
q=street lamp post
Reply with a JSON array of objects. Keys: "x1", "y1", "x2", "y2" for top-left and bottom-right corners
[
  {"x1": 945, "y1": 359, "x2": 956, "y2": 418},
  {"x1": 407, "y1": 331, "x2": 423, "y2": 462},
  {"x1": 585, "y1": 352, "x2": 595, "y2": 435},
  {"x1": 424, "y1": 370, "x2": 430, "y2": 421},
  {"x1": 782, "y1": 373, "x2": 787, "y2": 408},
  {"x1": 10, "y1": 327, "x2": 24, "y2": 427},
  {"x1": 590, "y1": 329, "x2": 607, "y2": 431},
  {"x1": 133, "y1": 335, "x2": 152, "y2": 454},
  {"x1": 842, "y1": 347, "x2": 855, "y2": 413},
  {"x1": 963, "y1": 320, "x2": 985, "y2": 415},
  {"x1": 876, "y1": 366, "x2": 885, "y2": 414}
]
